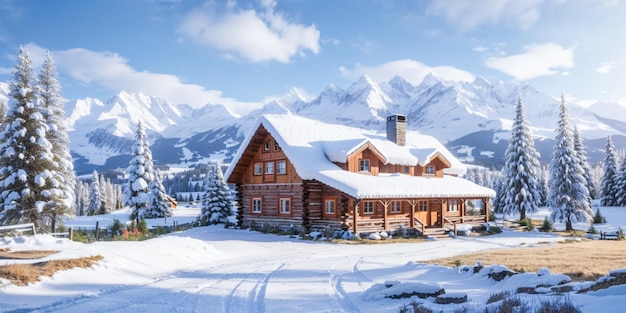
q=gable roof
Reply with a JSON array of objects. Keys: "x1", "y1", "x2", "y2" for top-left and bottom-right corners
[{"x1": 225, "y1": 114, "x2": 495, "y2": 199}]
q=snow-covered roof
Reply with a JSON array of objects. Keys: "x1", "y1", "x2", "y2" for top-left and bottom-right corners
[{"x1": 226, "y1": 114, "x2": 495, "y2": 199}]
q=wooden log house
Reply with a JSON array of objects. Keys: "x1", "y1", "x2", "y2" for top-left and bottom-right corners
[{"x1": 225, "y1": 114, "x2": 495, "y2": 235}]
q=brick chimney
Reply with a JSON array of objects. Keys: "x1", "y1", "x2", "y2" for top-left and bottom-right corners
[{"x1": 386, "y1": 114, "x2": 406, "y2": 146}]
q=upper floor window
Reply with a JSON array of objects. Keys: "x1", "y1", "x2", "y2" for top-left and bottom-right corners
[
  {"x1": 265, "y1": 162, "x2": 274, "y2": 174},
  {"x1": 390, "y1": 201, "x2": 401, "y2": 213},
  {"x1": 363, "y1": 201, "x2": 374, "y2": 214},
  {"x1": 425, "y1": 166, "x2": 435, "y2": 176},
  {"x1": 324, "y1": 198, "x2": 336, "y2": 215},
  {"x1": 263, "y1": 140, "x2": 271, "y2": 152},
  {"x1": 251, "y1": 197, "x2": 262, "y2": 214},
  {"x1": 273, "y1": 141, "x2": 281, "y2": 152},
  {"x1": 254, "y1": 162, "x2": 263, "y2": 175},
  {"x1": 279, "y1": 197, "x2": 291, "y2": 215},
  {"x1": 359, "y1": 159, "x2": 370, "y2": 172},
  {"x1": 276, "y1": 160, "x2": 287, "y2": 175},
  {"x1": 448, "y1": 199, "x2": 459, "y2": 212}
]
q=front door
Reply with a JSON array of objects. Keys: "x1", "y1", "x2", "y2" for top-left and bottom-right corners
[{"x1": 429, "y1": 201, "x2": 441, "y2": 227}]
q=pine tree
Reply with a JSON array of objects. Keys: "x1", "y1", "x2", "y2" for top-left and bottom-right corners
[
  {"x1": 501, "y1": 97, "x2": 542, "y2": 220},
  {"x1": 88, "y1": 170, "x2": 103, "y2": 215},
  {"x1": 199, "y1": 163, "x2": 234, "y2": 225},
  {"x1": 548, "y1": 95, "x2": 592, "y2": 231},
  {"x1": 124, "y1": 122, "x2": 154, "y2": 221},
  {"x1": 573, "y1": 126, "x2": 597, "y2": 201},
  {"x1": 37, "y1": 51, "x2": 76, "y2": 231},
  {"x1": 600, "y1": 136, "x2": 619, "y2": 206},
  {"x1": 145, "y1": 169, "x2": 172, "y2": 218},
  {"x1": 0, "y1": 47, "x2": 60, "y2": 231}
]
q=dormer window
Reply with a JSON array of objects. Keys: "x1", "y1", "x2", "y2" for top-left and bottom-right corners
[
  {"x1": 425, "y1": 166, "x2": 435, "y2": 176},
  {"x1": 359, "y1": 159, "x2": 370, "y2": 172}
]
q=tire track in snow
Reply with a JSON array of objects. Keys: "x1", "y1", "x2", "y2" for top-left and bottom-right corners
[{"x1": 223, "y1": 263, "x2": 284, "y2": 313}]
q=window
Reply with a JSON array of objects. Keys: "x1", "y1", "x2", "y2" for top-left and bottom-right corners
[
  {"x1": 419, "y1": 200, "x2": 428, "y2": 212},
  {"x1": 263, "y1": 141, "x2": 271, "y2": 152},
  {"x1": 425, "y1": 166, "x2": 435, "y2": 176},
  {"x1": 403, "y1": 166, "x2": 410, "y2": 174},
  {"x1": 279, "y1": 197, "x2": 291, "y2": 214},
  {"x1": 390, "y1": 201, "x2": 401, "y2": 213},
  {"x1": 324, "y1": 198, "x2": 336, "y2": 215},
  {"x1": 251, "y1": 197, "x2": 262, "y2": 214},
  {"x1": 273, "y1": 141, "x2": 281, "y2": 151},
  {"x1": 359, "y1": 159, "x2": 370, "y2": 172},
  {"x1": 448, "y1": 199, "x2": 459, "y2": 212},
  {"x1": 363, "y1": 201, "x2": 374, "y2": 214},
  {"x1": 265, "y1": 162, "x2": 274, "y2": 174},
  {"x1": 276, "y1": 160, "x2": 287, "y2": 175},
  {"x1": 253, "y1": 163, "x2": 263, "y2": 175}
]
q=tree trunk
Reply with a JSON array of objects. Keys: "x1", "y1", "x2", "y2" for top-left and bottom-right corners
[{"x1": 566, "y1": 218, "x2": 573, "y2": 231}]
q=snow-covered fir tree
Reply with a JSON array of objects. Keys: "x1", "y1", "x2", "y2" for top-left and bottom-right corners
[
  {"x1": 75, "y1": 179, "x2": 89, "y2": 216},
  {"x1": 124, "y1": 122, "x2": 154, "y2": 221},
  {"x1": 600, "y1": 136, "x2": 619, "y2": 206},
  {"x1": 145, "y1": 169, "x2": 172, "y2": 219},
  {"x1": 500, "y1": 97, "x2": 542, "y2": 220},
  {"x1": 88, "y1": 170, "x2": 103, "y2": 215},
  {"x1": 37, "y1": 51, "x2": 76, "y2": 231},
  {"x1": 573, "y1": 126, "x2": 597, "y2": 201},
  {"x1": 0, "y1": 47, "x2": 60, "y2": 230},
  {"x1": 199, "y1": 163, "x2": 234, "y2": 225},
  {"x1": 615, "y1": 158, "x2": 626, "y2": 206},
  {"x1": 547, "y1": 95, "x2": 592, "y2": 231}
]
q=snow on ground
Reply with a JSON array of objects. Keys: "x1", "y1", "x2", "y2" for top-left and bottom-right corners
[{"x1": 0, "y1": 206, "x2": 625, "y2": 312}]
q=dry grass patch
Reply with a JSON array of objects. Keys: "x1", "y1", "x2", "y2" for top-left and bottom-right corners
[
  {"x1": 0, "y1": 249, "x2": 58, "y2": 260},
  {"x1": 0, "y1": 255, "x2": 104, "y2": 286},
  {"x1": 424, "y1": 240, "x2": 626, "y2": 281}
]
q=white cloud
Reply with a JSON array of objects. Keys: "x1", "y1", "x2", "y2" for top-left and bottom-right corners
[
  {"x1": 24, "y1": 43, "x2": 261, "y2": 115},
  {"x1": 176, "y1": 1, "x2": 320, "y2": 63},
  {"x1": 339, "y1": 59, "x2": 475, "y2": 85},
  {"x1": 426, "y1": 0, "x2": 547, "y2": 31},
  {"x1": 596, "y1": 61, "x2": 614, "y2": 74},
  {"x1": 484, "y1": 43, "x2": 574, "y2": 80}
]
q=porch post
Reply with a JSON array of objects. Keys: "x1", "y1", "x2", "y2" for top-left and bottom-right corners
[
  {"x1": 353, "y1": 200, "x2": 360, "y2": 234},
  {"x1": 408, "y1": 200, "x2": 415, "y2": 228},
  {"x1": 484, "y1": 197, "x2": 490, "y2": 222},
  {"x1": 380, "y1": 200, "x2": 390, "y2": 230}
]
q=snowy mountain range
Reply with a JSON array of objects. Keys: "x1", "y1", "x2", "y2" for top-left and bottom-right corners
[{"x1": 0, "y1": 75, "x2": 625, "y2": 174}]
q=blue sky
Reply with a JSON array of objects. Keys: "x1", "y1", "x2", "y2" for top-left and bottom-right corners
[{"x1": 0, "y1": 0, "x2": 624, "y2": 115}]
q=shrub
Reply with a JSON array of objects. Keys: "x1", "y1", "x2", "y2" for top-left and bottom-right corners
[
  {"x1": 593, "y1": 208, "x2": 607, "y2": 224},
  {"x1": 486, "y1": 290, "x2": 511, "y2": 304},
  {"x1": 109, "y1": 219, "x2": 124, "y2": 237},
  {"x1": 537, "y1": 295, "x2": 581, "y2": 313},
  {"x1": 540, "y1": 217, "x2": 553, "y2": 232},
  {"x1": 398, "y1": 300, "x2": 434, "y2": 313}
]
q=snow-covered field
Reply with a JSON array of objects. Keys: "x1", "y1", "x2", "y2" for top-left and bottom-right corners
[{"x1": 0, "y1": 206, "x2": 625, "y2": 313}]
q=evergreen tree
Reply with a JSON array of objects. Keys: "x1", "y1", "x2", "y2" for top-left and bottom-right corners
[
  {"x1": 37, "y1": 51, "x2": 76, "y2": 231},
  {"x1": 600, "y1": 136, "x2": 619, "y2": 206},
  {"x1": 88, "y1": 170, "x2": 103, "y2": 215},
  {"x1": 573, "y1": 126, "x2": 597, "y2": 201},
  {"x1": 501, "y1": 97, "x2": 542, "y2": 220},
  {"x1": 199, "y1": 163, "x2": 234, "y2": 225},
  {"x1": 0, "y1": 47, "x2": 59, "y2": 231},
  {"x1": 124, "y1": 122, "x2": 154, "y2": 221},
  {"x1": 145, "y1": 169, "x2": 172, "y2": 218},
  {"x1": 616, "y1": 157, "x2": 626, "y2": 206},
  {"x1": 548, "y1": 95, "x2": 592, "y2": 231}
]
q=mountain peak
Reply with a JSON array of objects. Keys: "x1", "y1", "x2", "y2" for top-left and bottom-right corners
[
  {"x1": 471, "y1": 76, "x2": 491, "y2": 88},
  {"x1": 421, "y1": 72, "x2": 444, "y2": 87}
]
